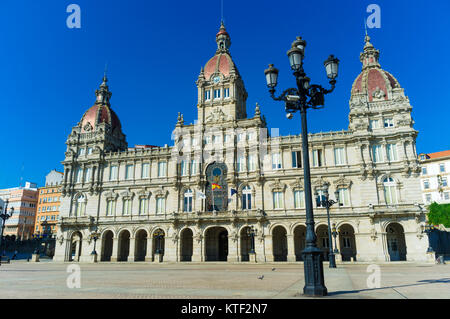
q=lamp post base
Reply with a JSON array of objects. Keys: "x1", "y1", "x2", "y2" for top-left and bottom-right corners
[
  {"x1": 302, "y1": 247, "x2": 327, "y2": 296},
  {"x1": 248, "y1": 252, "x2": 257, "y2": 263},
  {"x1": 154, "y1": 253, "x2": 163, "y2": 263},
  {"x1": 31, "y1": 254, "x2": 40, "y2": 262},
  {"x1": 90, "y1": 252, "x2": 98, "y2": 263}
]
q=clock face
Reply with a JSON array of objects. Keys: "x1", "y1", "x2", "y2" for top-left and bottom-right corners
[{"x1": 213, "y1": 76, "x2": 221, "y2": 84}]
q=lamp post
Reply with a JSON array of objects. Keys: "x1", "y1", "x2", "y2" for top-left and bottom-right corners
[
  {"x1": 154, "y1": 229, "x2": 164, "y2": 255},
  {"x1": 315, "y1": 185, "x2": 340, "y2": 268},
  {"x1": 246, "y1": 226, "x2": 257, "y2": 254},
  {"x1": 331, "y1": 223, "x2": 339, "y2": 255},
  {"x1": 422, "y1": 223, "x2": 435, "y2": 254},
  {"x1": 0, "y1": 200, "x2": 15, "y2": 265},
  {"x1": 264, "y1": 36, "x2": 339, "y2": 296}
]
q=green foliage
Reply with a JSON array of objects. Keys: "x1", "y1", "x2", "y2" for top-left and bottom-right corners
[{"x1": 427, "y1": 202, "x2": 450, "y2": 227}]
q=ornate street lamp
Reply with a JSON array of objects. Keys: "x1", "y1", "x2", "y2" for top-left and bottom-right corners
[
  {"x1": 154, "y1": 229, "x2": 165, "y2": 255},
  {"x1": 315, "y1": 185, "x2": 340, "y2": 268},
  {"x1": 246, "y1": 226, "x2": 257, "y2": 254},
  {"x1": 90, "y1": 217, "x2": 99, "y2": 256},
  {"x1": 0, "y1": 200, "x2": 14, "y2": 265},
  {"x1": 422, "y1": 223, "x2": 435, "y2": 254},
  {"x1": 265, "y1": 36, "x2": 339, "y2": 296}
]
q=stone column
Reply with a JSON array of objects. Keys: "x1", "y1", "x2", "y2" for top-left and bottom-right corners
[
  {"x1": 255, "y1": 235, "x2": 266, "y2": 263},
  {"x1": 264, "y1": 235, "x2": 274, "y2": 262},
  {"x1": 228, "y1": 234, "x2": 239, "y2": 262},
  {"x1": 192, "y1": 235, "x2": 203, "y2": 262},
  {"x1": 287, "y1": 234, "x2": 296, "y2": 262},
  {"x1": 128, "y1": 237, "x2": 135, "y2": 262},
  {"x1": 164, "y1": 235, "x2": 177, "y2": 262},
  {"x1": 110, "y1": 237, "x2": 119, "y2": 262},
  {"x1": 145, "y1": 237, "x2": 153, "y2": 262}
]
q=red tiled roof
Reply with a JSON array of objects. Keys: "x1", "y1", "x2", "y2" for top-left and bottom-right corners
[{"x1": 426, "y1": 150, "x2": 450, "y2": 159}]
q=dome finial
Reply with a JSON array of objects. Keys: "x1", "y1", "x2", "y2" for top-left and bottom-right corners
[
  {"x1": 360, "y1": 33, "x2": 380, "y2": 70},
  {"x1": 95, "y1": 71, "x2": 112, "y2": 105},
  {"x1": 216, "y1": 21, "x2": 231, "y2": 53}
]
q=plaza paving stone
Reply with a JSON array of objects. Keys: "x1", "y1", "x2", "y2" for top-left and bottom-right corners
[{"x1": 0, "y1": 261, "x2": 448, "y2": 299}]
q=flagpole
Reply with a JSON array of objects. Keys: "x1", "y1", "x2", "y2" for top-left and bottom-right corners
[{"x1": 212, "y1": 183, "x2": 215, "y2": 212}]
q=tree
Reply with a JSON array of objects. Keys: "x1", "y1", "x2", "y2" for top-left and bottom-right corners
[{"x1": 427, "y1": 202, "x2": 450, "y2": 228}]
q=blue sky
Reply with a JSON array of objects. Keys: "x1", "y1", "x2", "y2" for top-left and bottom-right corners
[{"x1": 0, "y1": 0, "x2": 449, "y2": 188}]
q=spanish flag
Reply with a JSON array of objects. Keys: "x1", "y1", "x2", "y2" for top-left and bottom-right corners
[{"x1": 212, "y1": 183, "x2": 221, "y2": 190}]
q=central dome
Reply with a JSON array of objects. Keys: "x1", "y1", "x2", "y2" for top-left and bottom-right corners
[{"x1": 351, "y1": 35, "x2": 402, "y2": 102}]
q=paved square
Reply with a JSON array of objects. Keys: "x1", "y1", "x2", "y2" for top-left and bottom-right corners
[{"x1": 0, "y1": 261, "x2": 449, "y2": 299}]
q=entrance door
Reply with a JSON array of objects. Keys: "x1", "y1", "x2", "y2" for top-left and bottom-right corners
[
  {"x1": 388, "y1": 238, "x2": 400, "y2": 261},
  {"x1": 218, "y1": 231, "x2": 228, "y2": 261}
]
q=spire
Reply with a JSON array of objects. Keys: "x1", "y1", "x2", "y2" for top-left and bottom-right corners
[
  {"x1": 360, "y1": 34, "x2": 380, "y2": 70},
  {"x1": 95, "y1": 72, "x2": 112, "y2": 106},
  {"x1": 216, "y1": 21, "x2": 231, "y2": 53}
]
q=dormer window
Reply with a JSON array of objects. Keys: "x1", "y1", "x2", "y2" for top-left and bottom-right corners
[{"x1": 214, "y1": 89, "x2": 221, "y2": 99}]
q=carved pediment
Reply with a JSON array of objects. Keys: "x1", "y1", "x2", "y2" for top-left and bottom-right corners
[
  {"x1": 136, "y1": 189, "x2": 151, "y2": 199},
  {"x1": 333, "y1": 175, "x2": 352, "y2": 188},
  {"x1": 120, "y1": 189, "x2": 134, "y2": 199},
  {"x1": 269, "y1": 179, "x2": 286, "y2": 192},
  {"x1": 205, "y1": 107, "x2": 229, "y2": 123},
  {"x1": 290, "y1": 178, "x2": 304, "y2": 190}
]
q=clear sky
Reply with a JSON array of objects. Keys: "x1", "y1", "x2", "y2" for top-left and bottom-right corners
[{"x1": 0, "y1": 0, "x2": 449, "y2": 189}]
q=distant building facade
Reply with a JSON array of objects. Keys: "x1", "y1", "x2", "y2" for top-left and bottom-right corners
[
  {"x1": 419, "y1": 151, "x2": 450, "y2": 204},
  {"x1": 0, "y1": 182, "x2": 38, "y2": 240},
  {"x1": 54, "y1": 24, "x2": 430, "y2": 263},
  {"x1": 34, "y1": 170, "x2": 64, "y2": 236}
]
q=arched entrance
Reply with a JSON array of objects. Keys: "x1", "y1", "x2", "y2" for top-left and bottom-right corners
[
  {"x1": 180, "y1": 228, "x2": 193, "y2": 262},
  {"x1": 272, "y1": 226, "x2": 287, "y2": 261},
  {"x1": 205, "y1": 227, "x2": 228, "y2": 261},
  {"x1": 386, "y1": 223, "x2": 407, "y2": 261},
  {"x1": 69, "y1": 231, "x2": 82, "y2": 262},
  {"x1": 240, "y1": 226, "x2": 252, "y2": 262},
  {"x1": 101, "y1": 230, "x2": 114, "y2": 261},
  {"x1": 135, "y1": 229, "x2": 148, "y2": 261},
  {"x1": 293, "y1": 225, "x2": 306, "y2": 261},
  {"x1": 338, "y1": 224, "x2": 357, "y2": 261},
  {"x1": 118, "y1": 230, "x2": 130, "y2": 261},
  {"x1": 316, "y1": 225, "x2": 329, "y2": 261},
  {"x1": 152, "y1": 229, "x2": 165, "y2": 261}
]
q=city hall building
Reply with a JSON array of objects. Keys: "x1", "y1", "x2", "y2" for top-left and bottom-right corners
[{"x1": 54, "y1": 24, "x2": 431, "y2": 263}]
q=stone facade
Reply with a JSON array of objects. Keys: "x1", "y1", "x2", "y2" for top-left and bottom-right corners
[{"x1": 54, "y1": 25, "x2": 430, "y2": 263}]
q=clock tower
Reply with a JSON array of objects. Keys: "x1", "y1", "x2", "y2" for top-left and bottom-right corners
[{"x1": 196, "y1": 22, "x2": 248, "y2": 125}]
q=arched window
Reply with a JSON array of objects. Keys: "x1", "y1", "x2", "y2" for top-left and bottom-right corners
[
  {"x1": 184, "y1": 189, "x2": 193, "y2": 212},
  {"x1": 383, "y1": 177, "x2": 398, "y2": 204},
  {"x1": 242, "y1": 186, "x2": 252, "y2": 210}
]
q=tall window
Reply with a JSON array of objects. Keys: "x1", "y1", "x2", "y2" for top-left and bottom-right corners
[
  {"x1": 294, "y1": 190, "x2": 305, "y2": 208},
  {"x1": 122, "y1": 199, "x2": 131, "y2": 215},
  {"x1": 372, "y1": 145, "x2": 383, "y2": 163},
  {"x1": 273, "y1": 191, "x2": 284, "y2": 209},
  {"x1": 242, "y1": 186, "x2": 252, "y2": 210},
  {"x1": 183, "y1": 190, "x2": 193, "y2": 212},
  {"x1": 204, "y1": 90, "x2": 211, "y2": 100},
  {"x1": 78, "y1": 148, "x2": 85, "y2": 156},
  {"x1": 214, "y1": 89, "x2": 221, "y2": 99},
  {"x1": 237, "y1": 155, "x2": 245, "y2": 172},
  {"x1": 87, "y1": 147, "x2": 93, "y2": 155},
  {"x1": 383, "y1": 177, "x2": 398, "y2": 204},
  {"x1": 423, "y1": 180, "x2": 430, "y2": 189},
  {"x1": 75, "y1": 167, "x2": 83, "y2": 183},
  {"x1": 156, "y1": 197, "x2": 165, "y2": 214},
  {"x1": 425, "y1": 194, "x2": 432, "y2": 203},
  {"x1": 316, "y1": 190, "x2": 326, "y2": 207},
  {"x1": 125, "y1": 164, "x2": 134, "y2": 180},
  {"x1": 422, "y1": 167, "x2": 427, "y2": 175},
  {"x1": 84, "y1": 167, "x2": 92, "y2": 182},
  {"x1": 370, "y1": 119, "x2": 380, "y2": 129},
  {"x1": 139, "y1": 198, "x2": 148, "y2": 215},
  {"x1": 441, "y1": 177, "x2": 448, "y2": 187},
  {"x1": 141, "y1": 163, "x2": 150, "y2": 178},
  {"x1": 180, "y1": 160, "x2": 188, "y2": 176},
  {"x1": 312, "y1": 149, "x2": 323, "y2": 167},
  {"x1": 75, "y1": 195, "x2": 85, "y2": 216},
  {"x1": 247, "y1": 154, "x2": 256, "y2": 171},
  {"x1": 334, "y1": 147, "x2": 345, "y2": 165},
  {"x1": 158, "y1": 162, "x2": 167, "y2": 177},
  {"x1": 440, "y1": 164, "x2": 446, "y2": 173},
  {"x1": 292, "y1": 151, "x2": 302, "y2": 168},
  {"x1": 106, "y1": 200, "x2": 115, "y2": 216},
  {"x1": 386, "y1": 144, "x2": 398, "y2": 161},
  {"x1": 109, "y1": 165, "x2": 118, "y2": 180},
  {"x1": 272, "y1": 153, "x2": 282, "y2": 170},
  {"x1": 190, "y1": 159, "x2": 197, "y2": 175},
  {"x1": 338, "y1": 188, "x2": 350, "y2": 206},
  {"x1": 224, "y1": 87, "x2": 230, "y2": 98}
]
